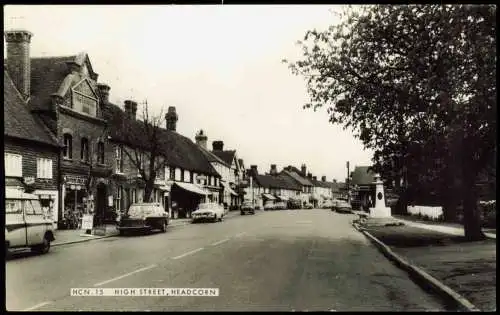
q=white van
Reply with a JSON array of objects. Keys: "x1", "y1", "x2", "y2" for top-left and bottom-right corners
[{"x1": 5, "y1": 188, "x2": 55, "y2": 255}]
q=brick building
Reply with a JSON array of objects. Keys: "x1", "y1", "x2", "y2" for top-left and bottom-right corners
[
  {"x1": 4, "y1": 69, "x2": 61, "y2": 228},
  {"x1": 4, "y1": 29, "x2": 114, "y2": 229}
]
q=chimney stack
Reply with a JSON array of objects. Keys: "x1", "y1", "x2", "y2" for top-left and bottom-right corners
[
  {"x1": 97, "y1": 83, "x2": 110, "y2": 106},
  {"x1": 321, "y1": 176, "x2": 326, "y2": 182},
  {"x1": 301, "y1": 164, "x2": 307, "y2": 177},
  {"x1": 270, "y1": 164, "x2": 277, "y2": 175},
  {"x1": 212, "y1": 141, "x2": 224, "y2": 151},
  {"x1": 165, "y1": 106, "x2": 178, "y2": 131},
  {"x1": 313, "y1": 176, "x2": 317, "y2": 182},
  {"x1": 195, "y1": 129, "x2": 208, "y2": 149},
  {"x1": 250, "y1": 165, "x2": 258, "y2": 176},
  {"x1": 124, "y1": 100, "x2": 137, "y2": 120},
  {"x1": 5, "y1": 29, "x2": 33, "y2": 100},
  {"x1": 307, "y1": 173, "x2": 312, "y2": 180}
]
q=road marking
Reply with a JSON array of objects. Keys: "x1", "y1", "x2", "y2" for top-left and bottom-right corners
[
  {"x1": 211, "y1": 238, "x2": 230, "y2": 246},
  {"x1": 172, "y1": 247, "x2": 204, "y2": 260},
  {"x1": 94, "y1": 264, "x2": 157, "y2": 287},
  {"x1": 234, "y1": 232, "x2": 246, "y2": 237},
  {"x1": 296, "y1": 220, "x2": 312, "y2": 224},
  {"x1": 22, "y1": 301, "x2": 52, "y2": 311}
]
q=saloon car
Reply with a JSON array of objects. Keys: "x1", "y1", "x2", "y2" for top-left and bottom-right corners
[
  {"x1": 117, "y1": 203, "x2": 169, "y2": 235},
  {"x1": 192, "y1": 203, "x2": 225, "y2": 223},
  {"x1": 332, "y1": 199, "x2": 353, "y2": 213},
  {"x1": 240, "y1": 201, "x2": 255, "y2": 215}
]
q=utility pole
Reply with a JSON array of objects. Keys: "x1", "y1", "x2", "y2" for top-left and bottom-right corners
[{"x1": 346, "y1": 161, "x2": 350, "y2": 203}]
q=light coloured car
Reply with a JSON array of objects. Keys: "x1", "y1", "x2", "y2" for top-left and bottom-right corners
[
  {"x1": 303, "y1": 203, "x2": 314, "y2": 209},
  {"x1": 240, "y1": 201, "x2": 255, "y2": 215},
  {"x1": 274, "y1": 202, "x2": 287, "y2": 210},
  {"x1": 333, "y1": 199, "x2": 353, "y2": 213},
  {"x1": 322, "y1": 200, "x2": 334, "y2": 209},
  {"x1": 192, "y1": 203, "x2": 225, "y2": 223},
  {"x1": 263, "y1": 201, "x2": 276, "y2": 211},
  {"x1": 5, "y1": 188, "x2": 55, "y2": 255},
  {"x1": 118, "y1": 203, "x2": 169, "y2": 235}
]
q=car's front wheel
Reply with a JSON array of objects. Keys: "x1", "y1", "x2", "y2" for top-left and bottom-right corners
[
  {"x1": 31, "y1": 237, "x2": 50, "y2": 254},
  {"x1": 161, "y1": 220, "x2": 167, "y2": 233},
  {"x1": 213, "y1": 215, "x2": 218, "y2": 223}
]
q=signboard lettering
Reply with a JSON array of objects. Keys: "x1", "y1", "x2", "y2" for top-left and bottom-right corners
[
  {"x1": 81, "y1": 214, "x2": 94, "y2": 230},
  {"x1": 65, "y1": 175, "x2": 87, "y2": 185}
]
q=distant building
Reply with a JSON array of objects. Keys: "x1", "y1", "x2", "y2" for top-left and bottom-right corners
[
  {"x1": 350, "y1": 166, "x2": 376, "y2": 210},
  {"x1": 281, "y1": 164, "x2": 314, "y2": 206}
]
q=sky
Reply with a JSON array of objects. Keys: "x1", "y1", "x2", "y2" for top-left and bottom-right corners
[{"x1": 4, "y1": 5, "x2": 374, "y2": 182}]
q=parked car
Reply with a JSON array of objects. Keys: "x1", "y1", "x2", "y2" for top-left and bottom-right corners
[
  {"x1": 288, "y1": 198, "x2": 302, "y2": 209},
  {"x1": 264, "y1": 201, "x2": 276, "y2": 211},
  {"x1": 192, "y1": 203, "x2": 225, "y2": 223},
  {"x1": 322, "y1": 200, "x2": 334, "y2": 209},
  {"x1": 274, "y1": 202, "x2": 287, "y2": 210},
  {"x1": 5, "y1": 188, "x2": 55, "y2": 255},
  {"x1": 333, "y1": 199, "x2": 353, "y2": 213},
  {"x1": 303, "y1": 203, "x2": 314, "y2": 209},
  {"x1": 240, "y1": 201, "x2": 255, "y2": 215},
  {"x1": 117, "y1": 203, "x2": 169, "y2": 235}
]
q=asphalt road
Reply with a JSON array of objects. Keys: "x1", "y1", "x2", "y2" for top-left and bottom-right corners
[{"x1": 6, "y1": 209, "x2": 446, "y2": 311}]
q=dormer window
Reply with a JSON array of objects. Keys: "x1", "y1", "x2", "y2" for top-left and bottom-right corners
[{"x1": 71, "y1": 79, "x2": 98, "y2": 116}]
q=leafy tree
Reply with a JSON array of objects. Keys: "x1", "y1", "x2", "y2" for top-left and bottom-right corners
[{"x1": 285, "y1": 4, "x2": 496, "y2": 240}]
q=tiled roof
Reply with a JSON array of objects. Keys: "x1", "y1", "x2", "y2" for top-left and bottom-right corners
[
  {"x1": 211, "y1": 150, "x2": 236, "y2": 166},
  {"x1": 103, "y1": 103, "x2": 218, "y2": 176},
  {"x1": 29, "y1": 56, "x2": 76, "y2": 111},
  {"x1": 255, "y1": 174, "x2": 302, "y2": 191},
  {"x1": 281, "y1": 170, "x2": 313, "y2": 186},
  {"x1": 4, "y1": 71, "x2": 59, "y2": 147},
  {"x1": 199, "y1": 146, "x2": 231, "y2": 168},
  {"x1": 351, "y1": 166, "x2": 376, "y2": 186}
]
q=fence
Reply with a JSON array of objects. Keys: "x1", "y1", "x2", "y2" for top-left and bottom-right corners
[{"x1": 407, "y1": 205, "x2": 443, "y2": 220}]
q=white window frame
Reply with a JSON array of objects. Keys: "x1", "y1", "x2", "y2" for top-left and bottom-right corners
[
  {"x1": 115, "y1": 186, "x2": 122, "y2": 212},
  {"x1": 115, "y1": 146, "x2": 123, "y2": 173},
  {"x1": 184, "y1": 170, "x2": 190, "y2": 182},
  {"x1": 36, "y1": 158, "x2": 53, "y2": 179},
  {"x1": 5, "y1": 153, "x2": 23, "y2": 177},
  {"x1": 175, "y1": 168, "x2": 181, "y2": 181},
  {"x1": 63, "y1": 134, "x2": 72, "y2": 159}
]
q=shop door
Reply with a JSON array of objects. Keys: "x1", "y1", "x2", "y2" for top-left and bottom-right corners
[{"x1": 96, "y1": 183, "x2": 107, "y2": 225}]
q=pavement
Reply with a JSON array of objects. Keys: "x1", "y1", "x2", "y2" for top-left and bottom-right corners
[
  {"x1": 6, "y1": 209, "x2": 447, "y2": 311},
  {"x1": 51, "y1": 210, "x2": 242, "y2": 247},
  {"x1": 354, "y1": 216, "x2": 497, "y2": 311}
]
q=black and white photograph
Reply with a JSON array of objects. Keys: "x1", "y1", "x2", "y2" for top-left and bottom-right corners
[{"x1": 3, "y1": 4, "x2": 496, "y2": 312}]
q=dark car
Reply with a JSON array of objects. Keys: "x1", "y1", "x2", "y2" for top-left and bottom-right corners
[
  {"x1": 240, "y1": 201, "x2": 255, "y2": 215},
  {"x1": 117, "y1": 203, "x2": 169, "y2": 235}
]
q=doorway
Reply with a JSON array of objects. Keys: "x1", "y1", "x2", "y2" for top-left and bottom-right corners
[{"x1": 96, "y1": 183, "x2": 107, "y2": 225}]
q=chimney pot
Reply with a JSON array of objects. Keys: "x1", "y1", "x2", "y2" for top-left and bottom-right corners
[
  {"x1": 165, "y1": 106, "x2": 178, "y2": 131},
  {"x1": 97, "y1": 83, "x2": 110, "y2": 105},
  {"x1": 321, "y1": 176, "x2": 327, "y2": 182},
  {"x1": 195, "y1": 129, "x2": 208, "y2": 149},
  {"x1": 313, "y1": 176, "x2": 317, "y2": 181},
  {"x1": 301, "y1": 164, "x2": 307, "y2": 176},
  {"x1": 124, "y1": 100, "x2": 137, "y2": 120},
  {"x1": 5, "y1": 29, "x2": 33, "y2": 99},
  {"x1": 212, "y1": 141, "x2": 224, "y2": 151}
]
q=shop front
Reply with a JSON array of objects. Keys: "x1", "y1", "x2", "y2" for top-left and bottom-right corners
[
  {"x1": 60, "y1": 174, "x2": 110, "y2": 230},
  {"x1": 170, "y1": 182, "x2": 208, "y2": 219}
]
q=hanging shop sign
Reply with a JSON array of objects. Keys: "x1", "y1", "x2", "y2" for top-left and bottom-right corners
[{"x1": 23, "y1": 176, "x2": 35, "y2": 185}]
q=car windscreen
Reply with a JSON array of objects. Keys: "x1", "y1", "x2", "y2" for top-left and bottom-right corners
[{"x1": 198, "y1": 204, "x2": 212, "y2": 209}]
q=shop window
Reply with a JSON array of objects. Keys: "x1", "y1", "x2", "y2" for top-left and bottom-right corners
[
  {"x1": 97, "y1": 141, "x2": 105, "y2": 164},
  {"x1": 63, "y1": 134, "x2": 72, "y2": 159},
  {"x1": 37, "y1": 158, "x2": 53, "y2": 179},
  {"x1": 5, "y1": 153, "x2": 23, "y2": 177},
  {"x1": 81, "y1": 138, "x2": 89, "y2": 162}
]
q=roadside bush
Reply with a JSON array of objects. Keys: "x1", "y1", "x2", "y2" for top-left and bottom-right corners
[{"x1": 479, "y1": 200, "x2": 496, "y2": 228}]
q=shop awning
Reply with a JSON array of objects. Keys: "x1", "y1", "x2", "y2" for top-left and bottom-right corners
[
  {"x1": 262, "y1": 193, "x2": 276, "y2": 200},
  {"x1": 221, "y1": 181, "x2": 238, "y2": 196},
  {"x1": 173, "y1": 182, "x2": 209, "y2": 196},
  {"x1": 277, "y1": 195, "x2": 289, "y2": 201}
]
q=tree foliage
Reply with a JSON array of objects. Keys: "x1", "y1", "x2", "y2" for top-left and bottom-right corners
[{"x1": 286, "y1": 4, "x2": 496, "y2": 240}]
